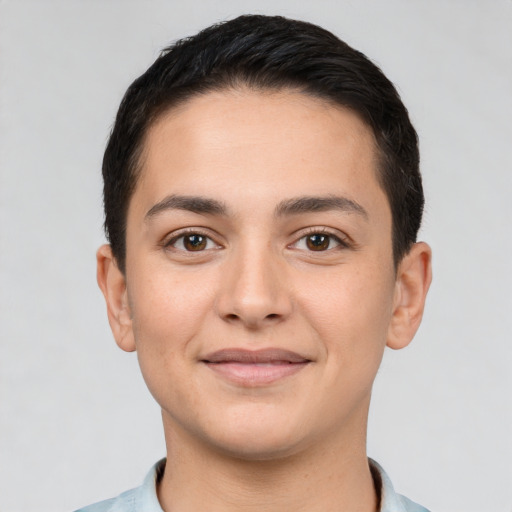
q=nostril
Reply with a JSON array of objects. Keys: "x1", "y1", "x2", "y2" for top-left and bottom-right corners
[{"x1": 266, "y1": 313, "x2": 280, "y2": 320}]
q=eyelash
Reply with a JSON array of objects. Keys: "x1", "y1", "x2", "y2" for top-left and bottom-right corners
[
  {"x1": 290, "y1": 228, "x2": 351, "y2": 252},
  {"x1": 163, "y1": 227, "x2": 350, "y2": 253},
  {"x1": 163, "y1": 228, "x2": 220, "y2": 252}
]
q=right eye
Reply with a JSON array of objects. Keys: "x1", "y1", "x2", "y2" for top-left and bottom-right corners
[{"x1": 166, "y1": 233, "x2": 218, "y2": 252}]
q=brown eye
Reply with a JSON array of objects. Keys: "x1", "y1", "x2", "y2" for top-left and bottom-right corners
[
  {"x1": 291, "y1": 231, "x2": 345, "y2": 252},
  {"x1": 183, "y1": 234, "x2": 207, "y2": 251},
  {"x1": 306, "y1": 234, "x2": 331, "y2": 251},
  {"x1": 166, "y1": 233, "x2": 217, "y2": 252}
]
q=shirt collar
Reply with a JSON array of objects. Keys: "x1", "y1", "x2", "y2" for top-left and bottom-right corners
[{"x1": 138, "y1": 458, "x2": 422, "y2": 512}]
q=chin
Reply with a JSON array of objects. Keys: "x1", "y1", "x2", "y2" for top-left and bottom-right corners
[
  {"x1": 211, "y1": 432, "x2": 306, "y2": 462},
  {"x1": 200, "y1": 412, "x2": 312, "y2": 462}
]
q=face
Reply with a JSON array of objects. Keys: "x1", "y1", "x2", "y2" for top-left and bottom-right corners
[{"x1": 99, "y1": 89, "x2": 428, "y2": 460}]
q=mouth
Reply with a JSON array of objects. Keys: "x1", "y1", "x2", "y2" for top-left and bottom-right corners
[{"x1": 201, "y1": 348, "x2": 312, "y2": 386}]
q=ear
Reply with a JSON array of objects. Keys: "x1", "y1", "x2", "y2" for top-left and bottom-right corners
[
  {"x1": 96, "y1": 244, "x2": 136, "y2": 352},
  {"x1": 386, "y1": 242, "x2": 432, "y2": 350}
]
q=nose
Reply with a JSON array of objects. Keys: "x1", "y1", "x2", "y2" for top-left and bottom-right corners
[{"x1": 215, "y1": 243, "x2": 293, "y2": 329}]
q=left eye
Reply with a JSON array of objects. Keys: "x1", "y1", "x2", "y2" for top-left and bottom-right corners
[
  {"x1": 167, "y1": 233, "x2": 217, "y2": 252},
  {"x1": 294, "y1": 233, "x2": 343, "y2": 251}
]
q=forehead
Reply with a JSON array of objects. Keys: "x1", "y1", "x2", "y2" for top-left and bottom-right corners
[{"x1": 131, "y1": 88, "x2": 387, "y2": 219}]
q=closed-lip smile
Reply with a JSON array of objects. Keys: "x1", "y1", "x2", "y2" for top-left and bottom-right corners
[{"x1": 201, "y1": 348, "x2": 312, "y2": 386}]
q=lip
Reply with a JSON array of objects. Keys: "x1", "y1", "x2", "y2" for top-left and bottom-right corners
[{"x1": 201, "y1": 348, "x2": 311, "y2": 386}]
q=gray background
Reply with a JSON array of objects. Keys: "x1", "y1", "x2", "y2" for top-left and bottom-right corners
[{"x1": 0, "y1": 1, "x2": 511, "y2": 511}]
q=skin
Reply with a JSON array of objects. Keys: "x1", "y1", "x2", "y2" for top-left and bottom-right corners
[{"x1": 97, "y1": 89, "x2": 432, "y2": 512}]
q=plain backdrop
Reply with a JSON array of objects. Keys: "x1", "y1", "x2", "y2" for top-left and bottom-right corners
[{"x1": 0, "y1": 1, "x2": 511, "y2": 511}]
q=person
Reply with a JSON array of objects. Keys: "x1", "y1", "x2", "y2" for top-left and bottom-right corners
[{"x1": 77, "y1": 14, "x2": 432, "y2": 512}]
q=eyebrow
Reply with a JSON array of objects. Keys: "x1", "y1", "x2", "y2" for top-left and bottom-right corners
[
  {"x1": 145, "y1": 195, "x2": 228, "y2": 220},
  {"x1": 274, "y1": 195, "x2": 368, "y2": 219},
  {"x1": 144, "y1": 194, "x2": 368, "y2": 221}
]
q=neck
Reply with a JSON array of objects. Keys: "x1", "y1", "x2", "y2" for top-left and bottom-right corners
[{"x1": 157, "y1": 411, "x2": 378, "y2": 512}]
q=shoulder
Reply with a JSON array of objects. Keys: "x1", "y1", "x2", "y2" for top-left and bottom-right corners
[
  {"x1": 395, "y1": 493, "x2": 431, "y2": 512},
  {"x1": 369, "y1": 458, "x2": 430, "y2": 512},
  {"x1": 74, "y1": 459, "x2": 165, "y2": 512},
  {"x1": 73, "y1": 487, "x2": 138, "y2": 512}
]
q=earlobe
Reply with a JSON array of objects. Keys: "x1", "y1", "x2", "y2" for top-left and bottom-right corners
[
  {"x1": 386, "y1": 242, "x2": 432, "y2": 350},
  {"x1": 96, "y1": 244, "x2": 136, "y2": 352}
]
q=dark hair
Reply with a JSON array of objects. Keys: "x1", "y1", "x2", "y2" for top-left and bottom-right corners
[{"x1": 103, "y1": 14, "x2": 423, "y2": 273}]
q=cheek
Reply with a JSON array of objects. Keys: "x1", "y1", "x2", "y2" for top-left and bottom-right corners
[
  {"x1": 297, "y1": 263, "x2": 395, "y2": 367},
  {"x1": 127, "y1": 265, "x2": 216, "y2": 362},
  {"x1": 127, "y1": 267, "x2": 217, "y2": 412}
]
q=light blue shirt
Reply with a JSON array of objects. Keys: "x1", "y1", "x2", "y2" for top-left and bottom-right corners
[{"x1": 75, "y1": 458, "x2": 430, "y2": 512}]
